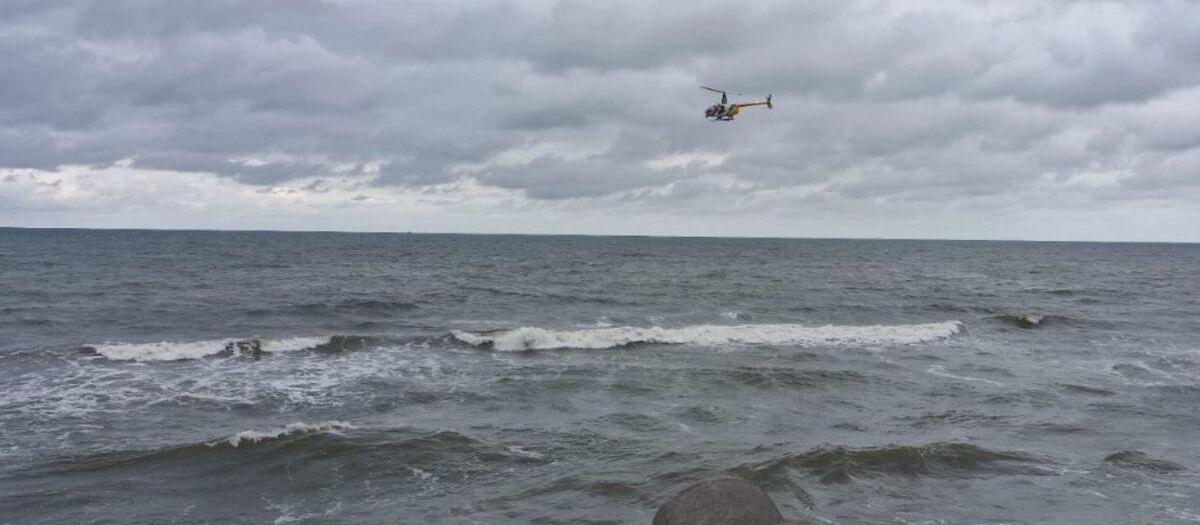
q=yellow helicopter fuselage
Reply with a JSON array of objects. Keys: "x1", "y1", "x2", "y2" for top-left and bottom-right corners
[
  {"x1": 702, "y1": 86, "x2": 772, "y2": 121},
  {"x1": 705, "y1": 99, "x2": 771, "y2": 121}
]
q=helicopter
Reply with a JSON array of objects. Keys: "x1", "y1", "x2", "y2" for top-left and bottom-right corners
[{"x1": 702, "y1": 86, "x2": 772, "y2": 121}]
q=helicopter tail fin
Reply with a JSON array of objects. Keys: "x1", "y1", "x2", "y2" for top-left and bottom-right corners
[{"x1": 767, "y1": 94, "x2": 773, "y2": 109}]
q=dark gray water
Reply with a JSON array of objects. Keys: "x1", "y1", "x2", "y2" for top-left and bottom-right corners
[{"x1": 1, "y1": 228, "x2": 1198, "y2": 524}]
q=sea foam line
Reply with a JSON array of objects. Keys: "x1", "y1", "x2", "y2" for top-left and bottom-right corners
[
  {"x1": 926, "y1": 365, "x2": 1005, "y2": 387},
  {"x1": 453, "y1": 321, "x2": 962, "y2": 352},
  {"x1": 86, "y1": 336, "x2": 329, "y2": 362},
  {"x1": 209, "y1": 421, "x2": 356, "y2": 448}
]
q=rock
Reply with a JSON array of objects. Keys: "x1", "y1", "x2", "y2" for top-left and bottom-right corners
[{"x1": 652, "y1": 476, "x2": 816, "y2": 525}]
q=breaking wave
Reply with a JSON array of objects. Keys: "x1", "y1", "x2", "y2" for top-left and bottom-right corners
[
  {"x1": 452, "y1": 321, "x2": 962, "y2": 351},
  {"x1": 210, "y1": 421, "x2": 356, "y2": 448},
  {"x1": 991, "y1": 314, "x2": 1073, "y2": 329},
  {"x1": 84, "y1": 336, "x2": 331, "y2": 362}
]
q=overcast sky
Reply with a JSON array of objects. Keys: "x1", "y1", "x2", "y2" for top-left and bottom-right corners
[{"x1": 2, "y1": 0, "x2": 1199, "y2": 241}]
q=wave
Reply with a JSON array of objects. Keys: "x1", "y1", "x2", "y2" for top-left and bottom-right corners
[
  {"x1": 733, "y1": 442, "x2": 1044, "y2": 485},
  {"x1": 310, "y1": 334, "x2": 384, "y2": 353},
  {"x1": 297, "y1": 299, "x2": 419, "y2": 313},
  {"x1": 210, "y1": 421, "x2": 356, "y2": 448},
  {"x1": 991, "y1": 314, "x2": 1072, "y2": 329},
  {"x1": 1058, "y1": 383, "x2": 1117, "y2": 397},
  {"x1": 926, "y1": 365, "x2": 1005, "y2": 386},
  {"x1": 905, "y1": 410, "x2": 1006, "y2": 429},
  {"x1": 1104, "y1": 450, "x2": 1185, "y2": 473},
  {"x1": 243, "y1": 299, "x2": 418, "y2": 319},
  {"x1": 84, "y1": 336, "x2": 331, "y2": 362},
  {"x1": 721, "y1": 310, "x2": 753, "y2": 321},
  {"x1": 460, "y1": 285, "x2": 626, "y2": 305},
  {"x1": 29, "y1": 426, "x2": 541, "y2": 480},
  {"x1": 451, "y1": 321, "x2": 962, "y2": 351},
  {"x1": 28, "y1": 421, "x2": 361, "y2": 475}
]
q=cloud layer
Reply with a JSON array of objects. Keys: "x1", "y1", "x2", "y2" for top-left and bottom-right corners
[{"x1": 2, "y1": 0, "x2": 1199, "y2": 240}]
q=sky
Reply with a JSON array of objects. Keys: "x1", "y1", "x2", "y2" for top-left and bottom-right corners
[{"x1": 2, "y1": 0, "x2": 1199, "y2": 241}]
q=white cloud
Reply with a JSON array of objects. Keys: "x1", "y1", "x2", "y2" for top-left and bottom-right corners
[{"x1": 1, "y1": 0, "x2": 1199, "y2": 241}]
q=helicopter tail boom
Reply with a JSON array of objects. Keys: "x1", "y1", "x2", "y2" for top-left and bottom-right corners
[{"x1": 735, "y1": 96, "x2": 772, "y2": 109}]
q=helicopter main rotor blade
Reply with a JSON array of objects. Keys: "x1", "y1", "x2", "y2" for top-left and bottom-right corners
[{"x1": 700, "y1": 86, "x2": 728, "y2": 105}]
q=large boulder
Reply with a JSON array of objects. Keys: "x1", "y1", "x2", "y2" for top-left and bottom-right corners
[{"x1": 652, "y1": 476, "x2": 815, "y2": 525}]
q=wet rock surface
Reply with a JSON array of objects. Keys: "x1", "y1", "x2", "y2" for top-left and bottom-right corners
[{"x1": 653, "y1": 476, "x2": 816, "y2": 525}]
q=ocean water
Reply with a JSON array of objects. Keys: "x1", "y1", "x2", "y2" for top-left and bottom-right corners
[{"x1": 1, "y1": 228, "x2": 1198, "y2": 524}]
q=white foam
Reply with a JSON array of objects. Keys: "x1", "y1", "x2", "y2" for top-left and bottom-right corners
[
  {"x1": 211, "y1": 421, "x2": 356, "y2": 448},
  {"x1": 268, "y1": 501, "x2": 343, "y2": 524},
  {"x1": 926, "y1": 365, "x2": 1005, "y2": 387},
  {"x1": 263, "y1": 336, "x2": 331, "y2": 353},
  {"x1": 453, "y1": 321, "x2": 962, "y2": 352},
  {"x1": 507, "y1": 445, "x2": 545, "y2": 460},
  {"x1": 88, "y1": 339, "x2": 232, "y2": 362},
  {"x1": 87, "y1": 336, "x2": 329, "y2": 362}
]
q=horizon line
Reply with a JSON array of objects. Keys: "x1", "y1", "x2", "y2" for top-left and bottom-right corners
[{"x1": 1, "y1": 225, "x2": 1196, "y2": 245}]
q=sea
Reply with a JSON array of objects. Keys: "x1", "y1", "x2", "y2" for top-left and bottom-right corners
[{"x1": 1, "y1": 228, "x2": 1197, "y2": 524}]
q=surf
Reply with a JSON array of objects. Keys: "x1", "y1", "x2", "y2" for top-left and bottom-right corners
[
  {"x1": 83, "y1": 336, "x2": 331, "y2": 362},
  {"x1": 452, "y1": 321, "x2": 963, "y2": 351}
]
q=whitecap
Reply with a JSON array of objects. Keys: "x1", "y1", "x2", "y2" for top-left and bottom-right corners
[
  {"x1": 86, "y1": 336, "x2": 330, "y2": 362},
  {"x1": 507, "y1": 445, "x2": 545, "y2": 460},
  {"x1": 262, "y1": 336, "x2": 333, "y2": 353},
  {"x1": 87, "y1": 339, "x2": 234, "y2": 362},
  {"x1": 210, "y1": 421, "x2": 355, "y2": 448},
  {"x1": 453, "y1": 321, "x2": 962, "y2": 352}
]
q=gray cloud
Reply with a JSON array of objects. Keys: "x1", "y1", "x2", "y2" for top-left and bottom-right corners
[{"x1": 1, "y1": 0, "x2": 1198, "y2": 239}]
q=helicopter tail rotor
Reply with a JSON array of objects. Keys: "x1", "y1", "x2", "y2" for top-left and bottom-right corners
[{"x1": 767, "y1": 94, "x2": 773, "y2": 109}]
